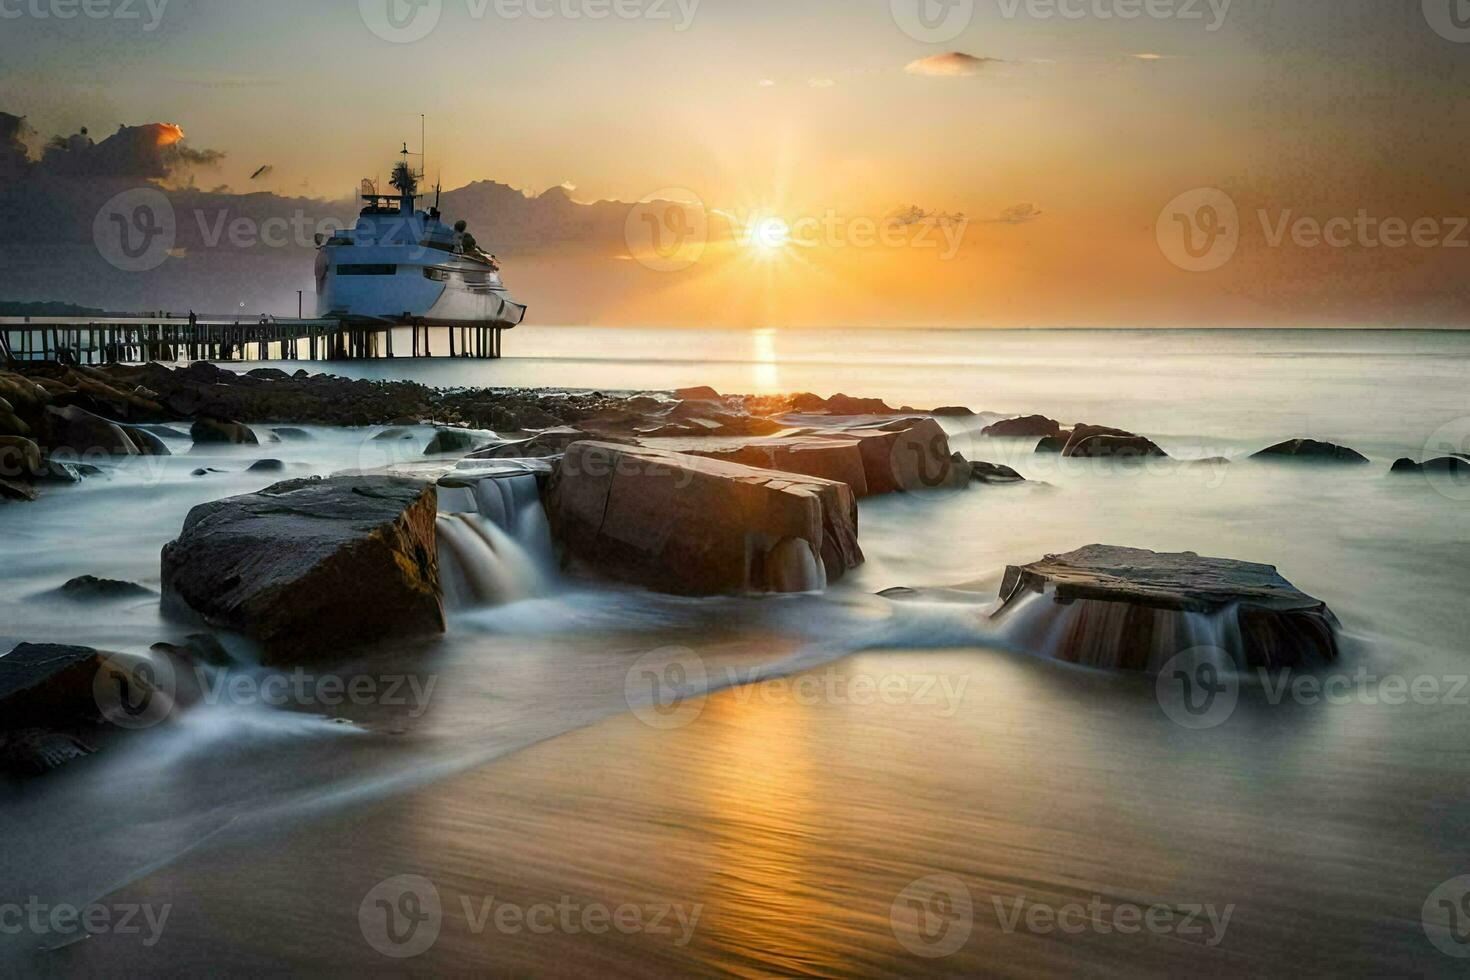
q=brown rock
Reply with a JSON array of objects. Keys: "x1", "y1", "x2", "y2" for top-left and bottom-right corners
[
  {"x1": 550, "y1": 442, "x2": 863, "y2": 595},
  {"x1": 983, "y1": 415, "x2": 1062, "y2": 438}
]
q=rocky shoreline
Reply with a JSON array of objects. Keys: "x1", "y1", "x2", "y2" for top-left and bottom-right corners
[{"x1": 0, "y1": 360, "x2": 1397, "y2": 777}]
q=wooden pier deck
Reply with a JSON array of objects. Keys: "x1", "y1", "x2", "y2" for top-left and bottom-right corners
[{"x1": 0, "y1": 313, "x2": 507, "y2": 366}]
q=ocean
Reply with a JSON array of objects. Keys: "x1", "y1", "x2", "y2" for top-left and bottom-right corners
[{"x1": 3, "y1": 327, "x2": 1469, "y2": 976}]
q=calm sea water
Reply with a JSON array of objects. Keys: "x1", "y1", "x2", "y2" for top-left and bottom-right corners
[{"x1": 3, "y1": 328, "x2": 1470, "y2": 976}]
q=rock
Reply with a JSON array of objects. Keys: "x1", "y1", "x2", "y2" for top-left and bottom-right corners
[
  {"x1": 0, "y1": 730, "x2": 95, "y2": 776},
  {"x1": 151, "y1": 634, "x2": 234, "y2": 668},
  {"x1": 1065, "y1": 433, "x2": 1169, "y2": 460},
  {"x1": 468, "y1": 427, "x2": 595, "y2": 460},
  {"x1": 1035, "y1": 433, "x2": 1070, "y2": 453},
  {"x1": 1253, "y1": 439, "x2": 1369, "y2": 464},
  {"x1": 53, "y1": 576, "x2": 155, "y2": 601},
  {"x1": 423, "y1": 429, "x2": 478, "y2": 455},
  {"x1": 983, "y1": 415, "x2": 1062, "y2": 438},
  {"x1": 43, "y1": 405, "x2": 167, "y2": 457},
  {"x1": 826, "y1": 393, "x2": 898, "y2": 416},
  {"x1": 373, "y1": 427, "x2": 415, "y2": 441},
  {"x1": 674, "y1": 386, "x2": 721, "y2": 402},
  {"x1": 140, "y1": 425, "x2": 190, "y2": 440},
  {"x1": 160, "y1": 477, "x2": 444, "y2": 663},
  {"x1": 0, "y1": 477, "x2": 37, "y2": 502},
  {"x1": 813, "y1": 417, "x2": 960, "y2": 495},
  {"x1": 993, "y1": 545, "x2": 1340, "y2": 671},
  {"x1": 246, "y1": 368, "x2": 292, "y2": 381},
  {"x1": 0, "y1": 643, "x2": 108, "y2": 729},
  {"x1": 191, "y1": 467, "x2": 226, "y2": 478},
  {"x1": 191, "y1": 417, "x2": 259, "y2": 446},
  {"x1": 1391, "y1": 456, "x2": 1470, "y2": 475},
  {"x1": 270, "y1": 427, "x2": 311, "y2": 441},
  {"x1": 247, "y1": 459, "x2": 286, "y2": 473},
  {"x1": 678, "y1": 436, "x2": 872, "y2": 496},
  {"x1": 931, "y1": 406, "x2": 975, "y2": 417},
  {"x1": 968, "y1": 460, "x2": 1026, "y2": 484},
  {"x1": 0, "y1": 435, "x2": 42, "y2": 476},
  {"x1": 550, "y1": 442, "x2": 863, "y2": 595}
]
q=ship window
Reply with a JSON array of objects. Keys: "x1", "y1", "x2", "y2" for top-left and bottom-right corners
[{"x1": 337, "y1": 264, "x2": 398, "y2": 276}]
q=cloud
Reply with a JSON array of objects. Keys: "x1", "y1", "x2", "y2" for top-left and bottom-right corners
[
  {"x1": 888, "y1": 205, "x2": 966, "y2": 228},
  {"x1": 38, "y1": 122, "x2": 224, "y2": 180},
  {"x1": 1131, "y1": 53, "x2": 1185, "y2": 61},
  {"x1": 905, "y1": 53, "x2": 999, "y2": 77},
  {"x1": 988, "y1": 203, "x2": 1043, "y2": 224},
  {"x1": 808, "y1": 78, "x2": 835, "y2": 88}
]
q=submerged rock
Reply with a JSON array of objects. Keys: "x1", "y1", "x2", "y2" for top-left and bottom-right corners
[
  {"x1": 1253, "y1": 439, "x2": 1368, "y2": 464},
  {"x1": 1035, "y1": 433, "x2": 1070, "y2": 454},
  {"x1": 993, "y1": 544, "x2": 1339, "y2": 671},
  {"x1": 983, "y1": 415, "x2": 1062, "y2": 439},
  {"x1": 0, "y1": 643, "x2": 107, "y2": 730},
  {"x1": 550, "y1": 442, "x2": 863, "y2": 595},
  {"x1": 271, "y1": 427, "x2": 312, "y2": 442},
  {"x1": 1061, "y1": 424, "x2": 1167, "y2": 459},
  {"x1": 0, "y1": 729, "x2": 95, "y2": 776},
  {"x1": 1391, "y1": 456, "x2": 1470, "y2": 476},
  {"x1": 191, "y1": 417, "x2": 259, "y2": 446},
  {"x1": 160, "y1": 477, "x2": 444, "y2": 663},
  {"x1": 43, "y1": 405, "x2": 169, "y2": 457},
  {"x1": 967, "y1": 460, "x2": 1026, "y2": 485},
  {"x1": 247, "y1": 458, "x2": 286, "y2": 473},
  {"x1": 423, "y1": 429, "x2": 478, "y2": 455},
  {"x1": 53, "y1": 576, "x2": 155, "y2": 601}
]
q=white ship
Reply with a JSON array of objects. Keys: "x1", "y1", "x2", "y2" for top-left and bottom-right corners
[{"x1": 315, "y1": 147, "x2": 527, "y2": 330}]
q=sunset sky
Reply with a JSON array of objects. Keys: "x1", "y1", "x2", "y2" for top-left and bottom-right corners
[{"x1": 2, "y1": 0, "x2": 1468, "y2": 327}]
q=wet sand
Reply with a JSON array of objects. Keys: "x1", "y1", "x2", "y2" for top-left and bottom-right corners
[{"x1": 30, "y1": 647, "x2": 1465, "y2": 978}]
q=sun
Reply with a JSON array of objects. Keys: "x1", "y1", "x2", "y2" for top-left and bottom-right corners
[{"x1": 751, "y1": 216, "x2": 791, "y2": 254}]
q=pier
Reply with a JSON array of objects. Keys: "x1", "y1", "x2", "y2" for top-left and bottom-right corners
[{"x1": 0, "y1": 313, "x2": 508, "y2": 366}]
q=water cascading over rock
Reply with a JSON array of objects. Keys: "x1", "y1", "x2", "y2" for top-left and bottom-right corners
[
  {"x1": 991, "y1": 545, "x2": 1340, "y2": 672},
  {"x1": 434, "y1": 471, "x2": 553, "y2": 609}
]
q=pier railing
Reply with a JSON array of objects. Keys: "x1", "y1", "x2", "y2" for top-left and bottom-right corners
[{"x1": 0, "y1": 314, "x2": 507, "y2": 365}]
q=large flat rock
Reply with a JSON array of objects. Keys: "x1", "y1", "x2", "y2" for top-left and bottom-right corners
[
  {"x1": 777, "y1": 416, "x2": 961, "y2": 495},
  {"x1": 0, "y1": 643, "x2": 105, "y2": 730},
  {"x1": 161, "y1": 477, "x2": 444, "y2": 663},
  {"x1": 994, "y1": 545, "x2": 1339, "y2": 671},
  {"x1": 550, "y1": 442, "x2": 863, "y2": 595},
  {"x1": 656, "y1": 435, "x2": 871, "y2": 497}
]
